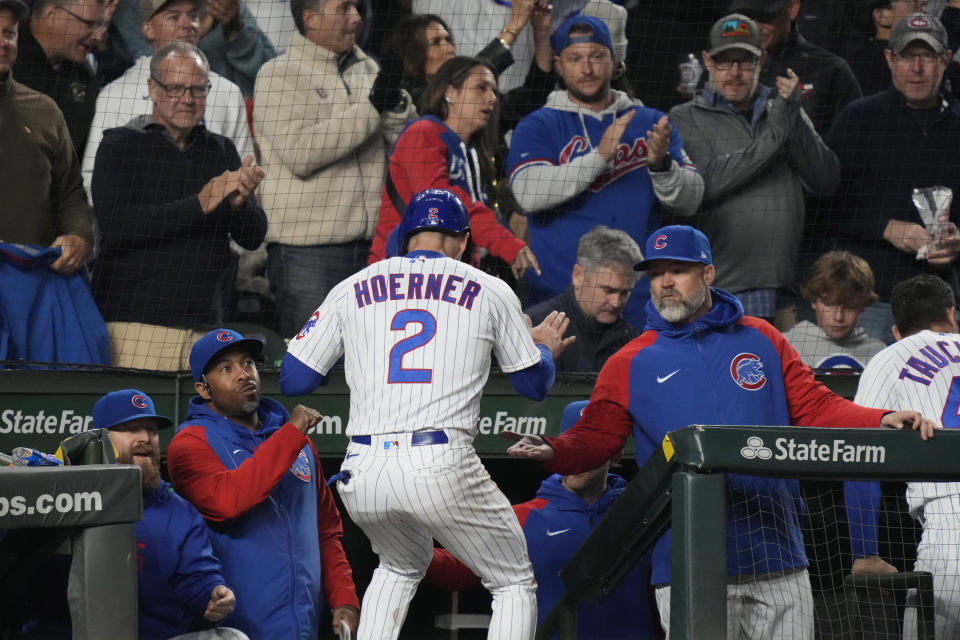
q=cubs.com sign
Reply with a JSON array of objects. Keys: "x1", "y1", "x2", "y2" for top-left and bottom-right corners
[{"x1": 740, "y1": 435, "x2": 886, "y2": 464}]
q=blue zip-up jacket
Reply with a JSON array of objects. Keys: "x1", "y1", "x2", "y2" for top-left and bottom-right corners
[
  {"x1": 524, "y1": 474, "x2": 656, "y2": 639},
  {"x1": 543, "y1": 289, "x2": 888, "y2": 584},
  {"x1": 424, "y1": 474, "x2": 657, "y2": 639},
  {"x1": 168, "y1": 396, "x2": 359, "y2": 640},
  {"x1": 138, "y1": 481, "x2": 226, "y2": 640}
]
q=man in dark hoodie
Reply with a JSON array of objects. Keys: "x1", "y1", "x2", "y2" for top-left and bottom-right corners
[
  {"x1": 166, "y1": 328, "x2": 360, "y2": 640},
  {"x1": 90, "y1": 41, "x2": 266, "y2": 370},
  {"x1": 426, "y1": 399, "x2": 658, "y2": 639}
]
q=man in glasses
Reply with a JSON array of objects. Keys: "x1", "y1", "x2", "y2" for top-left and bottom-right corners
[
  {"x1": 14, "y1": 0, "x2": 105, "y2": 152},
  {"x1": 668, "y1": 14, "x2": 838, "y2": 329},
  {"x1": 825, "y1": 13, "x2": 960, "y2": 344},
  {"x1": 89, "y1": 41, "x2": 267, "y2": 370},
  {"x1": 81, "y1": 0, "x2": 251, "y2": 196}
]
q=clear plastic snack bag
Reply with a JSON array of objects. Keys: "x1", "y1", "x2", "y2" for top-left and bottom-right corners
[{"x1": 913, "y1": 186, "x2": 955, "y2": 260}]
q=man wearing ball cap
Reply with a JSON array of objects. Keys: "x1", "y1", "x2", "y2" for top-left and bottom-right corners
[
  {"x1": 826, "y1": 12, "x2": 960, "y2": 344},
  {"x1": 166, "y1": 328, "x2": 360, "y2": 640},
  {"x1": 93, "y1": 388, "x2": 243, "y2": 639},
  {"x1": 506, "y1": 225, "x2": 937, "y2": 638}
]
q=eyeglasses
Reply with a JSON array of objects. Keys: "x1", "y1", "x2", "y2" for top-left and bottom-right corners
[
  {"x1": 55, "y1": 5, "x2": 108, "y2": 34},
  {"x1": 150, "y1": 76, "x2": 211, "y2": 98},
  {"x1": 894, "y1": 51, "x2": 941, "y2": 65},
  {"x1": 712, "y1": 58, "x2": 758, "y2": 72}
]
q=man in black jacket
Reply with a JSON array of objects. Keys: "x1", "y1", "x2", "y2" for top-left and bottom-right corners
[
  {"x1": 525, "y1": 225, "x2": 641, "y2": 373},
  {"x1": 732, "y1": 0, "x2": 862, "y2": 134}
]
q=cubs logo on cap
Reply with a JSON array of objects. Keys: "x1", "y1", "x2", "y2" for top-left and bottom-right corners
[
  {"x1": 93, "y1": 389, "x2": 173, "y2": 430},
  {"x1": 189, "y1": 328, "x2": 264, "y2": 382},
  {"x1": 634, "y1": 225, "x2": 713, "y2": 271}
]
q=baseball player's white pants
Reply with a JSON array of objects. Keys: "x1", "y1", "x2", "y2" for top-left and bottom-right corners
[
  {"x1": 337, "y1": 430, "x2": 537, "y2": 640},
  {"x1": 904, "y1": 496, "x2": 960, "y2": 640},
  {"x1": 655, "y1": 569, "x2": 814, "y2": 639}
]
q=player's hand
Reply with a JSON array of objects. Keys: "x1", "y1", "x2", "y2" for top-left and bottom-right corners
[
  {"x1": 527, "y1": 311, "x2": 576, "y2": 358},
  {"x1": 645, "y1": 115, "x2": 672, "y2": 168},
  {"x1": 883, "y1": 219, "x2": 931, "y2": 255},
  {"x1": 332, "y1": 604, "x2": 359, "y2": 637},
  {"x1": 597, "y1": 109, "x2": 636, "y2": 162},
  {"x1": 511, "y1": 245, "x2": 541, "y2": 279},
  {"x1": 49, "y1": 234, "x2": 91, "y2": 274},
  {"x1": 880, "y1": 410, "x2": 937, "y2": 441},
  {"x1": 501, "y1": 430, "x2": 554, "y2": 462},
  {"x1": 775, "y1": 68, "x2": 799, "y2": 100},
  {"x1": 203, "y1": 585, "x2": 235, "y2": 621},
  {"x1": 289, "y1": 405, "x2": 323, "y2": 435},
  {"x1": 851, "y1": 555, "x2": 898, "y2": 575}
]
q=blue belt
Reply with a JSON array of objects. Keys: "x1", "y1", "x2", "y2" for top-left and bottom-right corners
[{"x1": 350, "y1": 430, "x2": 449, "y2": 446}]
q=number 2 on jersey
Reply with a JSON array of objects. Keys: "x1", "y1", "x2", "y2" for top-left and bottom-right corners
[{"x1": 388, "y1": 309, "x2": 436, "y2": 383}]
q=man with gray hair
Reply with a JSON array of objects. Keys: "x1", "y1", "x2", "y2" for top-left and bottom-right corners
[
  {"x1": 90, "y1": 41, "x2": 267, "y2": 370},
  {"x1": 525, "y1": 225, "x2": 642, "y2": 372}
]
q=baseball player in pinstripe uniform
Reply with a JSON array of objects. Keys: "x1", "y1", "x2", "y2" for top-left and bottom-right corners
[
  {"x1": 279, "y1": 189, "x2": 574, "y2": 640},
  {"x1": 854, "y1": 274, "x2": 959, "y2": 639}
]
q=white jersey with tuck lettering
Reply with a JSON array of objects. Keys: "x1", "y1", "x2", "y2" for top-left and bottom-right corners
[
  {"x1": 854, "y1": 329, "x2": 960, "y2": 515},
  {"x1": 286, "y1": 252, "x2": 541, "y2": 436}
]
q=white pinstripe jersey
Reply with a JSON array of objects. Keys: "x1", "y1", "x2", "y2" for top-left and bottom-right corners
[
  {"x1": 286, "y1": 252, "x2": 542, "y2": 436},
  {"x1": 855, "y1": 330, "x2": 960, "y2": 515}
]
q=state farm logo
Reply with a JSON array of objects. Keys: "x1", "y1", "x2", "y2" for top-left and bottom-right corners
[
  {"x1": 739, "y1": 435, "x2": 887, "y2": 463},
  {"x1": 741, "y1": 436, "x2": 772, "y2": 460}
]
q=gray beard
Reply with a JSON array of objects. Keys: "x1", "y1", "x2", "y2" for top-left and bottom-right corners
[{"x1": 655, "y1": 284, "x2": 707, "y2": 324}]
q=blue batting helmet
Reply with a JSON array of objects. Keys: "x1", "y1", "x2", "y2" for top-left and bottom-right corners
[{"x1": 397, "y1": 189, "x2": 470, "y2": 253}]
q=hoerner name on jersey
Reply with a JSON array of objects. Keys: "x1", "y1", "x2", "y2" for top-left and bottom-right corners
[{"x1": 354, "y1": 272, "x2": 483, "y2": 310}]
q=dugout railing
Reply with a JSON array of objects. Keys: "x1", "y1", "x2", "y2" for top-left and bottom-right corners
[{"x1": 538, "y1": 425, "x2": 959, "y2": 640}]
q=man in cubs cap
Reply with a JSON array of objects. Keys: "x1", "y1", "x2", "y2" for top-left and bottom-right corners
[
  {"x1": 93, "y1": 388, "x2": 174, "y2": 431},
  {"x1": 189, "y1": 328, "x2": 264, "y2": 383},
  {"x1": 91, "y1": 387, "x2": 241, "y2": 638},
  {"x1": 634, "y1": 224, "x2": 712, "y2": 271}
]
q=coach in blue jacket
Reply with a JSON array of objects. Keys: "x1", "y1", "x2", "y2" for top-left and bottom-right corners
[{"x1": 507, "y1": 224, "x2": 935, "y2": 639}]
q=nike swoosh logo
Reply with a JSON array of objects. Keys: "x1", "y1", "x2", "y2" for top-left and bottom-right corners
[
  {"x1": 657, "y1": 370, "x2": 680, "y2": 383},
  {"x1": 232, "y1": 449, "x2": 243, "y2": 455},
  {"x1": 345, "y1": 453, "x2": 359, "y2": 459},
  {"x1": 546, "y1": 528, "x2": 571, "y2": 537}
]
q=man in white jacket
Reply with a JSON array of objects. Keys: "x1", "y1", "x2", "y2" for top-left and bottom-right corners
[
  {"x1": 507, "y1": 13, "x2": 703, "y2": 329},
  {"x1": 82, "y1": 0, "x2": 250, "y2": 197},
  {"x1": 253, "y1": 0, "x2": 415, "y2": 338}
]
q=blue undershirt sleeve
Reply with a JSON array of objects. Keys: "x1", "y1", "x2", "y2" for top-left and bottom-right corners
[
  {"x1": 279, "y1": 353, "x2": 327, "y2": 396},
  {"x1": 507, "y1": 344, "x2": 555, "y2": 401},
  {"x1": 845, "y1": 480, "x2": 882, "y2": 559}
]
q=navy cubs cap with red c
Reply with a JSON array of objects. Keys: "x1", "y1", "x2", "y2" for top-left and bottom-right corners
[
  {"x1": 93, "y1": 389, "x2": 173, "y2": 430},
  {"x1": 189, "y1": 328, "x2": 264, "y2": 382},
  {"x1": 634, "y1": 225, "x2": 713, "y2": 271}
]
